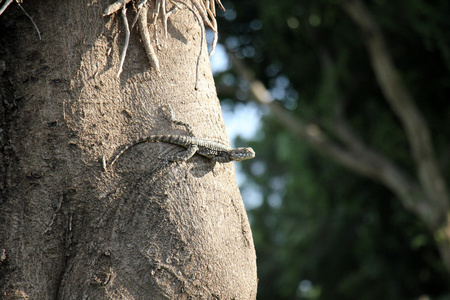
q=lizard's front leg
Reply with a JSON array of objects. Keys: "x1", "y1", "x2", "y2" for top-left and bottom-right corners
[{"x1": 210, "y1": 154, "x2": 230, "y2": 174}]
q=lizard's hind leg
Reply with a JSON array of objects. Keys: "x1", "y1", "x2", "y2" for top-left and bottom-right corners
[
  {"x1": 167, "y1": 144, "x2": 198, "y2": 162},
  {"x1": 160, "y1": 105, "x2": 195, "y2": 136}
]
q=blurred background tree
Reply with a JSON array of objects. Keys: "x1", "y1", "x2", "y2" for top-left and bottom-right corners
[{"x1": 213, "y1": 0, "x2": 450, "y2": 299}]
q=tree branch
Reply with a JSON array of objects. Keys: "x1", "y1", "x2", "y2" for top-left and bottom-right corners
[
  {"x1": 0, "y1": 0, "x2": 13, "y2": 16},
  {"x1": 229, "y1": 52, "x2": 438, "y2": 226},
  {"x1": 341, "y1": 0, "x2": 449, "y2": 220}
]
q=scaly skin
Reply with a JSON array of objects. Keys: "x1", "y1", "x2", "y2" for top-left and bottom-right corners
[{"x1": 109, "y1": 135, "x2": 255, "y2": 167}]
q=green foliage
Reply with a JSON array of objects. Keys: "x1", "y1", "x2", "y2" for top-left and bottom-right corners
[
  {"x1": 216, "y1": 0, "x2": 450, "y2": 299},
  {"x1": 243, "y1": 128, "x2": 449, "y2": 299}
]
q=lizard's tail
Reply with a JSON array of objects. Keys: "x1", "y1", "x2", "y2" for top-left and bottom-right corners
[{"x1": 108, "y1": 135, "x2": 192, "y2": 167}]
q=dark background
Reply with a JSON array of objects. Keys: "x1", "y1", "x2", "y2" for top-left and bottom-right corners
[{"x1": 213, "y1": 0, "x2": 450, "y2": 299}]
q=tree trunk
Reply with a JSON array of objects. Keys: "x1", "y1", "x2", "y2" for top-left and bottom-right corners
[{"x1": 0, "y1": 1, "x2": 257, "y2": 299}]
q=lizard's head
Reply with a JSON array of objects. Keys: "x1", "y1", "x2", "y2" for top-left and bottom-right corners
[{"x1": 230, "y1": 147, "x2": 255, "y2": 161}]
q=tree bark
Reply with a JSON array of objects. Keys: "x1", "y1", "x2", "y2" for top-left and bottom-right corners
[{"x1": 0, "y1": 1, "x2": 257, "y2": 299}]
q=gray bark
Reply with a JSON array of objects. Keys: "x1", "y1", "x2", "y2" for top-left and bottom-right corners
[{"x1": 0, "y1": 1, "x2": 257, "y2": 299}]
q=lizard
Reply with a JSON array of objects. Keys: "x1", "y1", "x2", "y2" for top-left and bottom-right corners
[{"x1": 109, "y1": 134, "x2": 255, "y2": 167}]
